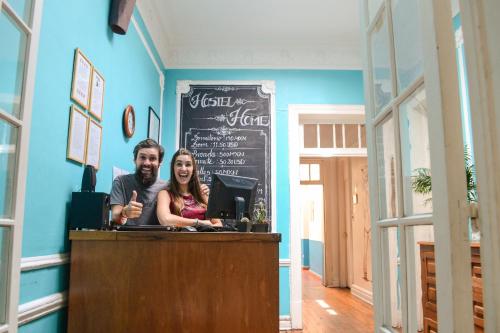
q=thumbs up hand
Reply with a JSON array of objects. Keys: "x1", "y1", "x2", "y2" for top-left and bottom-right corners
[{"x1": 122, "y1": 190, "x2": 143, "y2": 219}]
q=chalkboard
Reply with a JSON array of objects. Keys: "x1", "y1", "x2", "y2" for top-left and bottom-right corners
[{"x1": 178, "y1": 82, "x2": 275, "y2": 221}]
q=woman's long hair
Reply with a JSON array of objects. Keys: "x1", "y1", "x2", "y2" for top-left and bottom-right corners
[{"x1": 168, "y1": 148, "x2": 207, "y2": 215}]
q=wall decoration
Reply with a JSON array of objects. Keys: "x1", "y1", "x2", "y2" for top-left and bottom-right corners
[
  {"x1": 177, "y1": 81, "x2": 275, "y2": 220},
  {"x1": 85, "y1": 118, "x2": 103, "y2": 169},
  {"x1": 123, "y1": 105, "x2": 135, "y2": 138},
  {"x1": 89, "y1": 68, "x2": 105, "y2": 121},
  {"x1": 67, "y1": 105, "x2": 89, "y2": 163},
  {"x1": 148, "y1": 106, "x2": 160, "y2": 143},
  {"x1": 71, "y1": 48, "x2": 93, "y2": 110}
]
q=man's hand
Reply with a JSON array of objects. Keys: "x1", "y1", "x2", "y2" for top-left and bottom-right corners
[{"x1": 122, "y1": 190, "x2": 143, "y2": 219}]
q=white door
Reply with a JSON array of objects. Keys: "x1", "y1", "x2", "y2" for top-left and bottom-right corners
[
  {"x1": 361, "y1": 0, "x2": 477, "y2": 332},
  {"x1": 0, "y1": 0, "x2": 42, "y2": 332},
  {"x1": 459, "y1": 1, "x2": 500, "y2": 332}
]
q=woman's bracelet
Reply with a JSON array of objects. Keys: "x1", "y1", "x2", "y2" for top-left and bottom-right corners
[{"x1": 193, "y1": 218, "x2": 199, "y2": 227}]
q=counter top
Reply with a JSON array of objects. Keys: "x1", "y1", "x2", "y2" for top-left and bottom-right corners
[{"x1": 69, "y1": 230, "x2": 281, "y2": 242}]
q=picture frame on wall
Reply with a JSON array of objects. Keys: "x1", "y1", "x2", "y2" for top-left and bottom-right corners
[
  {"x1": 71, "y1": 48, "x2": 93, "y2": 110},
  {"x1": 89, "y1": 68, "x2": 105, "y2": 121},
  {"x1": 148, "y1": 106, "x2": 160, "y2": 143},
  {"x1": 67, "y1": 105, "x2": 89, "y2": 164},
  {"x1": 85, "y1": 118, "x2": 103, "y2": 170}
]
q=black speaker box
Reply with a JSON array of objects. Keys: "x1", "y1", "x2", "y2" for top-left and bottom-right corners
[
  {"x1": 109, "y1": 0, "x2": 136, "y2": 35},
  {"x1": 81, "y1": 165, "x2": 96, "y2": 192},
  {"x1": 70, "y1": 192, "x2": 110, "y2": 230}
]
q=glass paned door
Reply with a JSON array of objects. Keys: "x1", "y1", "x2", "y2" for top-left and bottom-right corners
[
  {"x1": 0, "y1": 8, "x2": 28, "y2": 119},
  {"x1": 362, "y1": 0, "x2": 474, "y2": 332},
  {"x1": 0, "y1": 0, "x2": 40, "y2": 331}
]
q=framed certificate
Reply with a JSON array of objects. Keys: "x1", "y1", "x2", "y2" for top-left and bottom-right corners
[
  {"x1": 71, "y1": 48, "x2": 92, "y2": 110},
  {"x1": 85, "y1": 118, "x2": 103, "y2": 169},
  {"x1": 148, "y1": 106, "x2": 160, "y2": 143},
  {"x1": 89, "y1": 68, "x2": 105, "y2": 121},
  {"x1": 67, "y1": 105, "x2": 89, "y2": 164}
]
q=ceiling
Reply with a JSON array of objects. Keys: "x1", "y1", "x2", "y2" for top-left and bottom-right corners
[{"x1": 136, "y1": 0, "x2": 362, "y2": 70}]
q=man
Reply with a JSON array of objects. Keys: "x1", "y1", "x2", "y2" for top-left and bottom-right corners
[{"x1": 110, "y1": 139, "x2": 167, "y2": 225}]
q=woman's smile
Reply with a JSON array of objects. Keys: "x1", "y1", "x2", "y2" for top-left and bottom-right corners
[{"x1": 174, "y1": 155, "x2": 194, "y2": 184}]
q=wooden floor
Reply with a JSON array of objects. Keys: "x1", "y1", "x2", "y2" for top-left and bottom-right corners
[{"x1": 284, "y1": 269, "x2": 374, "y2": 332}]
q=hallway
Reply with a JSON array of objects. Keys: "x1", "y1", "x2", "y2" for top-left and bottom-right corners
[{"x1": 293, "y1": 269, "x2": 374, "y2": 332}]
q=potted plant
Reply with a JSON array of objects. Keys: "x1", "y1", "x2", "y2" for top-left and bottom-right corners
[
  {"x1": 251, "y1": 201, "x2": 270, "y2": 232},
  {"x1": 411, "y1": 146, "x2": 478, "y2": 231},
  {"x1": 236, "y1": 217, "x2": 253, "y2": 232}
]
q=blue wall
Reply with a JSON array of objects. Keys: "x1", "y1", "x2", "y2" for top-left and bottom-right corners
[
  {"x1": 301, "y1": 239, "x2": 324, "y2": 277},
  {"x1": 308, "y1": 239, "x2": 324, "y2": 277},
  {"x1": 19, "y1": 1, "x2": 161, "y2": 331},
  {"x1": 302, "y1": 239, "x2": 310, "y2": 268},
  {"x1": 163, "y1": 69, "x2": 364, "y2": 315}
]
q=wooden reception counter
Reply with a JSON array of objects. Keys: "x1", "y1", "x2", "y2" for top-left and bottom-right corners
[{"x1": 67, "y1": 230, "x2": 281, "y2": 333}]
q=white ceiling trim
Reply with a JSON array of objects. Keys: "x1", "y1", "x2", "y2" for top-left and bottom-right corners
[
  {"x1": 137, "y1": 0, "x2": 362, "y2": 70},
  {"x1": 166, "y1": 46, "x2": 362, "y2": 69}
]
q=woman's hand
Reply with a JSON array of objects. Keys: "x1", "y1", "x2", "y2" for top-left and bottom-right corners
[
  {"x1": 199, "y1": 219, "x2": 213, "y2": 226},
  {"x1": 210, "y1": 219, "x2": 223, "y2": 227},
  {"x1": 200, "y1": 184, "x2": 210, "y2": 200}
]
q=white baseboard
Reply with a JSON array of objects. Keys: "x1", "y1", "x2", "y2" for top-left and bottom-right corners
[
  {"x1": 18, "y1": 292, "x2": 67, "y2": 326},
  {"x1": 350, "y1": 284, "x2": 373, "y2": 305},
  {"x1": 279, "y1": 315, "x2": 292, "y2": 330},
  {"x1": 308, "y1": 269, "x2": 323, "y2": 279},
  {"x1": 21, "y1": 253, "x2": 69, "y2": 271}
]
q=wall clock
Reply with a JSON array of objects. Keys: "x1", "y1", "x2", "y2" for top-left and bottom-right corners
[{"x1": 123, "y1": 105, "x2": 135, "y2": 138}]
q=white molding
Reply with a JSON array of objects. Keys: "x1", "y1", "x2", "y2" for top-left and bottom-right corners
[
  {"x1": 130, "y1": 15, "x2": 162, "y2": 76},
  {"x1": 288, "y1": 104, "x2": 365, "y2": 330},
  {"x1": 130, "y1": 10, "x2": 164, "y2": 152},
  {"x1": 0, "y1": 324, "x2": 8, "y2": 333},
  {"x1": 20, "y1": 253, "x2": 69, "y2": 271},
  {"x1": 164, "y1": 46, "x2": 362, "y2": 70},
  {"x1": 300, "y1": 148, "x2": 368, "y2": 157},
  {"x1": 134, "y1": 0, "x2": 172, "y2": 71},
  {"x1": 279, "y1": 316, "x2": 292, "y2": 330},
  {"x1": 350, "y1": 284, "x2": 373, "y2": 305},
  {"x1": 17, "y1": 292, "x2": 67, "y2": 326},
  {"x1": 292, "y1": 104, "x2": 365, "y2": 115},
  {"x1": 307, "y1": 269, "x2": 323, "y2": 279},
  {"x1": 279, "y1": 258, "x2": 291, "y2": 267}
]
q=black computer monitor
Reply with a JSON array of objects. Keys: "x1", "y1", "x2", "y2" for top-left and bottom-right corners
[{"x1": 206, "y1": 174, "x2": 258, "y2": 220}]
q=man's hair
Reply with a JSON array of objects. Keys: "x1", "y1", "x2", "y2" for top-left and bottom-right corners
[{"x1": 133, "y1": 139, "x2": 165, "y2": 163}]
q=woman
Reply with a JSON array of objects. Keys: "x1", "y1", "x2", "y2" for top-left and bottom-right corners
[{"x1": 157, "y1": 148, "x2": 222, "y2": 227}]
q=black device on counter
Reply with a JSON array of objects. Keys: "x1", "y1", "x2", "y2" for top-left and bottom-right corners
[
  {"x1": 70, "y1": 165, "x2": 109, "y2": 230},
  {"x1": 70, "y1": 192, "x2": 110, "y2": 230},
  {"x1": 206, "y1": 174, "x2": 258, "y2": 221}
]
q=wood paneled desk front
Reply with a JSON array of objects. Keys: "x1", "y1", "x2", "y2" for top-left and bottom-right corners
[{"x1": 67, "y1": 231, "x2": 281, "y2": 333}]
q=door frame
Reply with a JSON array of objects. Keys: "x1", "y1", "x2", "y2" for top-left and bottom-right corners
[
  {"x1": 0, "y1": 0, "x2": 44, "y2": 332},
  {"x1": 288, "y1": 104, "x2": 364, "y2": 329},
  {"x1": 459, "y1": 0, "x2": 500, "y2": 331}
]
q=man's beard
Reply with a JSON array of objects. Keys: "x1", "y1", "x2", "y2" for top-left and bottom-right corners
[{"x1": 135, "y1": 167, "x2": 158, "y2": 187}]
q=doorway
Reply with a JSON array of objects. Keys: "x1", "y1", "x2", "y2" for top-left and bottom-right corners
[
  {"x1": 298, "y1": 156, "x2": 373, "y2": 330},
  {"x1": 288, "y1": 103, "x2": 368, "y2": 329}
]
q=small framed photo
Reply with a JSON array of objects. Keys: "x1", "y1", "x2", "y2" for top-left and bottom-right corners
[
  {"x1": 89, "y1": 68, "x2": 105, "y2": 121},
  {"x1": 67, "y1": 105, "x2": 89, "y2": 164},
  {"x1": 71, "y1": 48, "x2": 92, "y2": 110},
  {"x1": 148, "y1": 106, "x2": 160, "y2": 143},
  {"x1": 85, "y1": 118, "x2": 103, "y2": 170}
]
